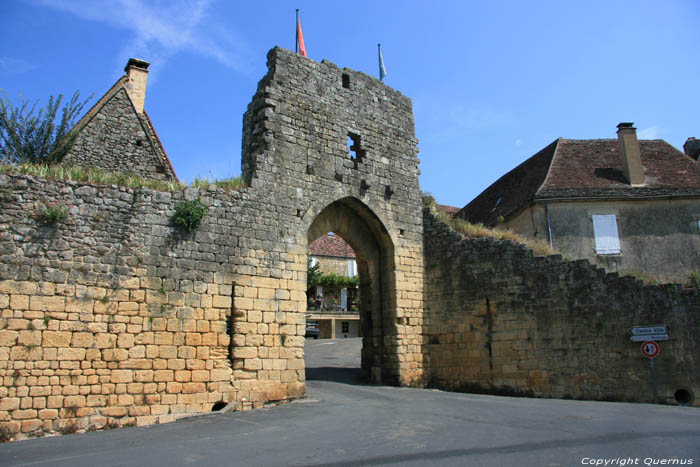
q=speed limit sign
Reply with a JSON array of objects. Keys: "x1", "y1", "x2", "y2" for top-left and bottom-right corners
[{"x1": 641, "y1": 341, "x2": 660, "y2": 358}]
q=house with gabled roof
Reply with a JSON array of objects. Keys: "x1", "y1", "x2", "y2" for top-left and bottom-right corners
[
  {"x1": 61, "y1": 58, "x2": 178, "y2": 182},
  {"x1": 308, "y1": 232, "x2": 360, "y2": 339},
  {"x1": 457, "y1": 123, "x2": 700, "y2": 281}
]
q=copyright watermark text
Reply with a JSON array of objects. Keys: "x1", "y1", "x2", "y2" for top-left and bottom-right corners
[{"x1": 581, "y1": 459, "x2": 694, "y2": 466}]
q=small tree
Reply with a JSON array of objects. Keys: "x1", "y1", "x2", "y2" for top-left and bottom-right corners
[
  {"x1": 307, "y1": 258, "x2": 322, "y2": 288},
  {"x1": 0, "y1": 90, "x2": 91, "y2": 164}
]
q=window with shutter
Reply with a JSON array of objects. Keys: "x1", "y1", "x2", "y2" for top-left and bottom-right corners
[
  {"x1": 592, "y1": 214, "x2": 621, "y2": 254},
  {"x1": 347, "y1": 259, "x2": 356, "y2": 278}
]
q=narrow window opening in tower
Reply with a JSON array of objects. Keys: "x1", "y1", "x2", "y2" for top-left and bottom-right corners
[
  {"x1": 347, "y1": 132, "x2": 365, "y2": 168},
  {"x1": 342, "y1": 73, "x2": 350, "y2": 89}
]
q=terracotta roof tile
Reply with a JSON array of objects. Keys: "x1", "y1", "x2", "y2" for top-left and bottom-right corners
[
  {"x1": 456, "y1": 139, "x2": 558, "y2": 226},
  {"x1": 309, "y1": 234, "x2": 356, "y2": 258},
  {"x1": 458, "y1": 138, "x2": 700, "y2": 226},
  {"x1": 436, "y1": 204, "x2": 460, "y2": 215}
]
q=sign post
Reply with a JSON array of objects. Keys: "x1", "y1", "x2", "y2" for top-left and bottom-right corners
[{"x1": 641, "y1": 341, "x2": 660, "y2": 403}]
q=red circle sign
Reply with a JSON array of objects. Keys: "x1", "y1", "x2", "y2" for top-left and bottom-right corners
[{"x1": 641, "y1": 341, "x2": 660, "y2": 358}]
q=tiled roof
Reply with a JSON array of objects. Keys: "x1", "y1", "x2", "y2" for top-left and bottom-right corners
[
  {"x1": 458, "y1": 138, "x2": 700, "y2": 226},
  {"x1": 436, "y1": 204, "x2": 460, "y2": 215},
  {"x1": 309, "y1": 234, "x2": 356, "y2": 258},
  {"x1": 457, "y1": 139, "x2": 557, "y2": 226}
]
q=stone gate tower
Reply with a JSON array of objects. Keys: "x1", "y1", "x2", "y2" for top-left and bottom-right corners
[{"x1": 238, "y1": 47, "x2": 425, "y2": 386}]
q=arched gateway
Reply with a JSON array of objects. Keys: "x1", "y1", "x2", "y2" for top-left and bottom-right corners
[
  {"x1": 228, "y1": 47, "x2": 426, "y2": 405},
  {"x1": 307, "y1": 197, "x2": 396, "y2": 383}
]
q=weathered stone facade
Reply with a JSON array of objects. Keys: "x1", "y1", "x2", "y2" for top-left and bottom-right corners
[
  {"x1": 0, "y1": 47, "x2": 425, "y2": 439},
  {"x1": 505, "y1": 198, "x2": 700, "y2": 282},
  {"x1": 1, "y1": 46, "x2": 698, "y2": 441},
  {"x1": 423, "y1": 209, "x2": 700, "y2": 404},
  {"x1": 61, "y1": 61, "x2": 177, "y2": 182}
]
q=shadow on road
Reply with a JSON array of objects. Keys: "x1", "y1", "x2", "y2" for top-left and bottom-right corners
[{"x1": 305, "y1": 366, "x2": 368, "y2": 386}]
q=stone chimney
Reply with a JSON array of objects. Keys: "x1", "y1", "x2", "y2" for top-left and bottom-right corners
[
  {"x1": 683, "y1": 137, "x2": 700, "y2": 161},
  {"x1": 124, "y1": 58, "x2": 150, "y2": 114},
  {"x1": 616, "y1": 122, "x2": 645, "y2": 185}
]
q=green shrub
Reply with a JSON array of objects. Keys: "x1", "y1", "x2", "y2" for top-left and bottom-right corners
[
  {"x1": 171, "y1": 198, "x2": 207, "y2": 232},
  {"x1": 0, "y1": 90, "x2": 91, "y2": 164}
]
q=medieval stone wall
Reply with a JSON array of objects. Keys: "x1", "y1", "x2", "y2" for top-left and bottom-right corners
[
  {"x1": 423, "y1": 209, "x2": 700, "y2": 405},
  {"x1": 0, "y1": 47, "x2": 427, "y2": 439},
  {"x1": 0, "y1": 173, "x2": 246, "y2": 437}
]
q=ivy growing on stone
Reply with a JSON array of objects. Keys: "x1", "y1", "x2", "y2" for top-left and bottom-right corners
[
  {"x1": 171, "y1": 198, "x2": 207, "y2": 232},
  {"x1": 309, "y1": 271, "x2": 358, "y2": 289}
]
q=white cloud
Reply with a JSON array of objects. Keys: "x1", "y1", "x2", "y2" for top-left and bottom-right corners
[
  {"x1": 637, "y1": 126, "x2": 661, "y2": 139},
  {"x1": 0, "y1": 56, "x2": 37, "y2": 76},
  {"x1": 30, "y1": 0, "x2": 251, "y2": 78},
  {"x1": 515, "y1": 139, "x2": 521, "y2": 146}
]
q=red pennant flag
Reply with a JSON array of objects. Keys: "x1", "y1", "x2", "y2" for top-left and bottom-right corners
[{"x1": 297, "y1": 17, "x2": 306, "y2": 57}]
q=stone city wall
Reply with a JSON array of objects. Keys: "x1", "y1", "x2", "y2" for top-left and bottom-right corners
[
  {"x1": 0, "y1": 172, "x2": 307, "y2": 439},
  {"x1": 423, "y1": 209, "x2": 700, "y2": 405},
  {"x1": 0, "y1": 46, "x2": 428, "y2": 439}
]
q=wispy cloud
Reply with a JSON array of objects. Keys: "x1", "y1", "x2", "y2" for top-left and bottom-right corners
[
  {"x1": 30, "y1": 0, "x2": 251, "y2": 79},
  {"x1": 0, "y1": 56, "x2": 37, "y2": 76},
  {"x1": 638, "y1": 126, "x2": 661, "y2": 139}
]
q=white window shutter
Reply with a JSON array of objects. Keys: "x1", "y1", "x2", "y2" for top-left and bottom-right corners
[
  {"x1": 340, "y1": 288, "x2": 348, "y2": 311},
  {"x1": 310, "y1": 257, "x2": 318, "y2": 267},
  {"x1": 347, "y1": 260, "x2": 356, "y2": 278},
  {"x1": 592, "y1": 215, "x2": 621, "y2": 254}
]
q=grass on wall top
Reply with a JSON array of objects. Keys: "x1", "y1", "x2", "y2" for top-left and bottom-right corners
[{"x1": 0, "y1": 164, "x2": 246, "y2": 192}]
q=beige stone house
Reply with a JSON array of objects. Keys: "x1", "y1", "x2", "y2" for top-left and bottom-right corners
[
  {"x1": 308, "y1": 233, "x2": 360, "y2": 338},
  {"x1": 457, "y1": 123, "x2": 700, "y2": 282}
]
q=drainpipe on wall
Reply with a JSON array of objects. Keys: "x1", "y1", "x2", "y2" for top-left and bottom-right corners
[{"x1": 545, "y1": 201, "x2": 553, "y2": 249}]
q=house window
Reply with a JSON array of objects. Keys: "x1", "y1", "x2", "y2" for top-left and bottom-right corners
[
  {"x1": 341, "y1": 321, "x2": 349, "y2": 333},
  {"x1": 592, "y1": 214, "x2": 621, "y2": 254}
]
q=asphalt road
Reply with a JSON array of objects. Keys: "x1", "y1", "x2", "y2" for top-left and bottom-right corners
[{"x1": 2, "y1": 338, "x2": 698, "y2": 467}]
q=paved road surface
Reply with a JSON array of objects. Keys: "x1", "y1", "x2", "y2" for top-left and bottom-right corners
[{"x1": 2, "y1": 338, "x2": 698, "y2": 466}]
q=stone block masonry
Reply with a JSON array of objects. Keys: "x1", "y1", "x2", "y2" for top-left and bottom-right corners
[
  {"x1": 0, "y1": 174, "x2": 243, "y2": 438},
  {"x1": 0, "y1": 46, "x2": 427, "y2": 439},
  {"x1": 423, "y1": 209, "x2": 700, "y2": 405},
  {"x1": 2, "y1": 45, "x2": 699, "y2": 440}
]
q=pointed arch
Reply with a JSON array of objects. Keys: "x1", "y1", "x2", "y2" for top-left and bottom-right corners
[{"x1": 306, "y1": 197, "x2": 398, "y2": 384}]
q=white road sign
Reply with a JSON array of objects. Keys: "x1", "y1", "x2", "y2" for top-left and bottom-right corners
[
  {"x1": 630, "y1": 325, "x2": 667, "y2": 336},
  {"x1": 629, "y1": 334, "x2": 668, "y2": 342}
]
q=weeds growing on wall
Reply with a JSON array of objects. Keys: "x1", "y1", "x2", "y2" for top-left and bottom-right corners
[
  {"x1": 190, "y1": 175, "x2": 246, "y2": 191},
  {"x1": 34, "y1": 202, "x2": 70, "y2": 226},
  {"x1": 0, "y1": 164, "x2": 248, "y2": 192},
  {"x1": 170, "y1": 198, "x2": 207, "y2": 232},
  {"x1": 422, "y1": 192, "x2": 558, "y2": 257}
]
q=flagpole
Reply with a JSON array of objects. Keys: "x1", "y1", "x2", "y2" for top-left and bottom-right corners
[
  {"x1": 295, "y1": 9, "x2": 299, "y2": 54},
  {"x1": 378, "y1": 44, "x2": 381, "y2": 81}
]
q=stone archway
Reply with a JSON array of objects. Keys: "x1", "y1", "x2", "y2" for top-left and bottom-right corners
[{"x1": 306, "y1": 197, "x2": 397, "y2": 384}]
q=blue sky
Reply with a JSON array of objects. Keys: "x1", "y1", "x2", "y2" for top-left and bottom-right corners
[{"x1": 1, "y1": 0, "x2": 699, "y2": 207}]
